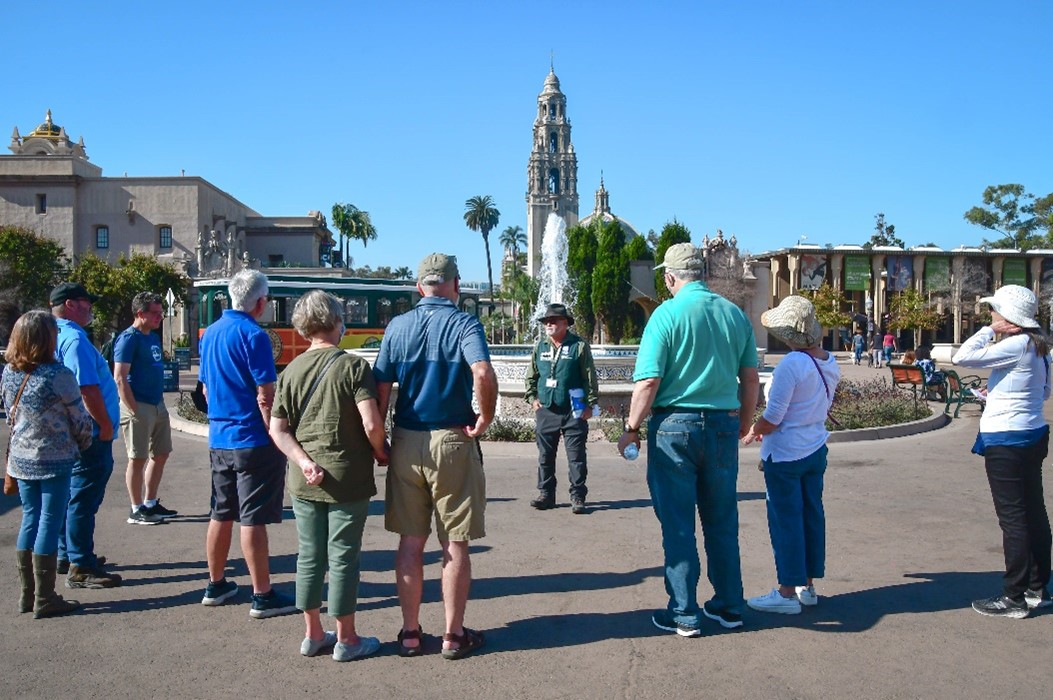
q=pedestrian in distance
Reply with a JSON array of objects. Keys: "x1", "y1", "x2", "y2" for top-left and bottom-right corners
[
  {"x1": 952, "y1": 285, "x2": 1052, "y2": 618},
  {"x1": 742, "y1": 296, "x2": 839, "y2": 615},
  {"x1": 851, "y1": 329, "x2": 865, "y2": 366},
  {"x1": 524, "y1": 302, "x2": 600, "y2": 514}
]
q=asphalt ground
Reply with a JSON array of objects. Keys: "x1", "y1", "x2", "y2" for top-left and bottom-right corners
[{"x1": 1, "y1": 354, "x2": 1050, "y2": 699}]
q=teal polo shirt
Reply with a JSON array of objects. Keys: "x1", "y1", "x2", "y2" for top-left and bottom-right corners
[{"x1": 633, "y1": 281, "x2": 757, "y2": 410}]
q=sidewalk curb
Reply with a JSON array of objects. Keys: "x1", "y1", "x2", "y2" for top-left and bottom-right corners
[{"x1": 827, "y1": 405, "x2": 951, "y2": 443}]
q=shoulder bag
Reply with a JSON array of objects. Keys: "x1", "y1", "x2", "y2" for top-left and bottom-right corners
[
  {"x1": 289, "y1": 349, "x2": 346, "y2": 432},
  {"x1": 4, "y1": 371, "x2": 33, "y2": 496}
]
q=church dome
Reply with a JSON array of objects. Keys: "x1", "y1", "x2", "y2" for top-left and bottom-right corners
[
  {"x1": 28, "y1": 110, "x2": 62, "y2": 139},
  {"x1": 542, "y1": 69, "x2": 562, "y2": 94}
]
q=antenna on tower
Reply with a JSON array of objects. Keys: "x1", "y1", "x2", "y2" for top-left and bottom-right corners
[{"x1": 550, "y1": 50, "x2": 554, "y2": 71}]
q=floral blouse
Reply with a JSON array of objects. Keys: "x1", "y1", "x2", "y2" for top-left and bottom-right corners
[{"x1": 2, "y1": 362, "x2": 93, "y2": 480}]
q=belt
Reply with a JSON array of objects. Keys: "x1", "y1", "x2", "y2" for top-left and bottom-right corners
[{"x1": 652, "y1": 406, "x2": 739, "y2": 416}]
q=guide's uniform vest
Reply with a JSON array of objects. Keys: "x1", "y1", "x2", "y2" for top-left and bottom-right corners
[{"x1": 533, "y1": 332, "x2": 589, "y2": 412}]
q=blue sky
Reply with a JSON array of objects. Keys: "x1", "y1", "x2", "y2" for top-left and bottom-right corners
[{"x1": 8, "y1": 1, "x2": 1052, "y2": 282}]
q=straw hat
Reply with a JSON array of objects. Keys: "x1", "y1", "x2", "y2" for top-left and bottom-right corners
[
  {"x1": 761, "y1": 295, "x2": 823, "y2": 348},
  {"x1": 979, "y1": 285, "x2": 1040, "y2": 329}
]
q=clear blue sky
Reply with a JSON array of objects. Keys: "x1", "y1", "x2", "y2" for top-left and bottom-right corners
[{"x1": 8, "y1": 1, "x2": 1052, "y2": 283}]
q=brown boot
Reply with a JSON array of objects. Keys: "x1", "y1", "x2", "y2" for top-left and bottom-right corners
[
  {"x1": 32, "y1": 553, "x2": 79, "y2": 619},
  {"x1": 66, "y1": 563, "x2": 122, "y2": 589},
  {"x1": 16, "y1": 550, "x2": 34, "y2": 614}
]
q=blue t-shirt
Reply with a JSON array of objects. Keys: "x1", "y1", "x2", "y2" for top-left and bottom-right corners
[
  {"x1": 55, "y1": 317, "x2": 120, "y2": 438},
  {"x1": 199, "y1": 309, "x2": 278, "y2": 449},
  {"x1": 374, "y1": 296, "x2": 490, "y2": 430},
  {"x1": 113, "y1": 326, "x2": 164, "y2": 404}
]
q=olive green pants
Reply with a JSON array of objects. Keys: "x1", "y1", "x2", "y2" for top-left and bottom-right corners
[{"x1": 292, "y1": 496, "x2": 369, "y2": 617}]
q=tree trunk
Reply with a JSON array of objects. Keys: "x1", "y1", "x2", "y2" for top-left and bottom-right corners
[{"x1": 483, "y1": 232, "x2": 495, "y2": 314}]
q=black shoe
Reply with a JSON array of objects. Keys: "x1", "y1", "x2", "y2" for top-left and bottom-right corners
[
  {"x1": 530, "y1": 493, "x2": 555, "y2": 510},
  {"x1": 652, "y1": 610, "x2": 701, "y2": 638},
  {"x1": 127, "y1": 507, "x2": 165, "y2": 525},
  {"x1": 702, "y1": 601, "x2": 743, "y2": 629},
  {"x1": 571, "y1": 497, "x2": 588, "y2": 515},
  {"x1": 145, "y1": 501, "x2": 178, "y2": 518},
  {"x1": 1024, "y1": 587, "x2": 1052, "y2": 610},
  {"x1": 972, "y1": 595, "x2": 1029, "y2": 619}
]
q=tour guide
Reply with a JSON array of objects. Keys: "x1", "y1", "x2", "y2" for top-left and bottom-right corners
[
  {"x1": 617, "y1": 242, "x2": 760, "y2": 637},
  {"x1": 524, "y1": 302, "x2": 600, "y2": 514}
]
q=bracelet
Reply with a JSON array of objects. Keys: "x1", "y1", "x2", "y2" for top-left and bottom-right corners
[{"x1": 624, "y1": 426, "x2": 639, "y2": 433}]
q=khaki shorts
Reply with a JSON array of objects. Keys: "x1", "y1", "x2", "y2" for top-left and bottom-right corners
[
  {"x1": 120, "y1": 401, "x2": 173, "y2": 460},
  {"x1": 385, "y1": 427, "x2": 485, "y2": 541}
]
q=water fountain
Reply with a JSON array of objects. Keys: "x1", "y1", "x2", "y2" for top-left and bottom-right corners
[{"x1": 532, "y1": 212, "x2": 571, "y2": 321}]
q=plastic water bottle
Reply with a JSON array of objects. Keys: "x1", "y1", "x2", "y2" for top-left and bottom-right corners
[
  {"x1": 569, "y1": 388, "x2": 586, "y2": 419},
  {"x1": 623, "y1": 443, "x2": 639, "y2": 461}
]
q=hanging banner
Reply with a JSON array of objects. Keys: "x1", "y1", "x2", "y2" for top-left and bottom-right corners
[
  {"x1": 800, "y1": 254, "x2": 827, "y2": 289},
  {"x1": 924, "y1": 257, "x2": 950, "y2": 291},
  {"x1": 844, "y1": 256, "x2": 870, "y2": 291},
  {"x1": 887, "y1": 256, "x2": 913, "y2": 292},
  {"x1": 1002, "y1": 258, "x2": 1026, "y2": 286}
]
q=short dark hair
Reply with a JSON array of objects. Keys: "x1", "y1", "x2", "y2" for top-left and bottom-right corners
[{"x1": 132, "y1": 292, "x2": 164, "y2": 316}]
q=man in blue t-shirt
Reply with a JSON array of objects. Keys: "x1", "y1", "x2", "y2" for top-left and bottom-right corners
[
  {"x1": 51, "y1": 282, "x2": 122, "y2": 589},
  {"x1": 114, "y1": 292, "x2": 175, "y2": 525},
  {"x1": 197, "y1": 269, "x2": 295, "y2": 620},
  {"x1": 374, "y1": 252, "x2": 497, "y2": 659}
]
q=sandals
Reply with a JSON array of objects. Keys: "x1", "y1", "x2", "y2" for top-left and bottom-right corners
[
  {"x1": 397, "y1": 625, "x2": 424, "y2": 657},
  {"x1": 441, "y1": 627, "x2": 485, "y2": 660}
]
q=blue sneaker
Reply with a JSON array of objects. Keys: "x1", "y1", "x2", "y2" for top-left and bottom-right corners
[
  {"x1": 651, "y1": 610, "x2": 701, "y2": 637},
  {"x1": 201, "y1": 578, "x2": 239, "y2": 606},
  {"x1": 249, "y1": 589, "x2": 297, "y2": 619},
  {"x1": 702, "y1": 601, "x2": 743, "y2": 629}
]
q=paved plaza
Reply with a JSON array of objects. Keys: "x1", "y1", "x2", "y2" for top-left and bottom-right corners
[{"x1": 1, "y1": 355, "x2": 1050, "y2": 698}]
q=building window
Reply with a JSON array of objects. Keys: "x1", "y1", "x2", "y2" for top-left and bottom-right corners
[
  {"x1": 268, "y1": 254, "x2": 284, "y2": 267},
  {"x1": 36, "y1": 193, "x2": 47, "y2": 214},
  {"x1": 95, "y1": 226, "x2": 109, "y2": 249},
  {"x1": 158, "y1": 225, "x2": 172, "y2": 249}
]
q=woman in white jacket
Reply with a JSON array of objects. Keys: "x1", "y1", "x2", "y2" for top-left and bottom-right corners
[{"x1": 953, "y1": 285, "x2": 1052, "y2": 618}]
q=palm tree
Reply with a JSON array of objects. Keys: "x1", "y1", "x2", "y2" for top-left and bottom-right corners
[
  {"x1": 331, "y1": 203, "x2": 378, "y2": 269},
  {"x1": 498, "y1": 225, "x2": 527, "y2": 282},
  {"x1": 463, "y1": 195, "x2": 500, "y2": 312},
  {"x1": 394, "y1": 266, "x2": 412, "y2": 280}
]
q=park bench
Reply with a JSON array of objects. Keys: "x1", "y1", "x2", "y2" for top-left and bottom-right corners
[
  {"x1": 888, "y1": 363, "x2": 926, "y2": 411},
  {"x1": 944, "y1": 369, "x2": 984, "y2": 418}
]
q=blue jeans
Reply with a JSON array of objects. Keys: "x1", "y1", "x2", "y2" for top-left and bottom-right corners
[
  {"x1": 17, "y1": 475, "x2": 72, "y2": 555},
  {"x1": 762, "y1": 446, "x2": 827, "y2": 587},
  {"x1": 646, "y1": 410, "x2": 743, "y2": 626},
  {"x1": 58, "y1": 438, "x2": 114, "y2": 567}
]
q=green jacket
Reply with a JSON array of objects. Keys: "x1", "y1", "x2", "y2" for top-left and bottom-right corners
[{"x1": 524, "y1": 331, "x2": 600, "y2": 411}]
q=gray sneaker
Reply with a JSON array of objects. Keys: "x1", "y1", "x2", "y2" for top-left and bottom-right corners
[
  {"x1": 333, "y1": 637, "x2": 380, "y2": 662},
  {"x1": 1024, "y1": 587, "x2": 1051, "y2": 610}
]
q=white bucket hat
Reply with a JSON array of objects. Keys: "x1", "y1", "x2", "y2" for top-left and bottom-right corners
[
  {"x1": 761, "y1": 295, "x2": 823, "y2": 348},
  {"x1": 980, "y1": 284, "x2": 1040, "y2": 329}
]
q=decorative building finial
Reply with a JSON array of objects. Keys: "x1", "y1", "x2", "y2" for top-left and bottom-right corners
[
  {"x1": 600, "y1": 169, "x2": 604, "y2": 188},
  {"x1": 45, "y1": 109, "x2": 52, "y2": 127},
  {"x1": 550, "y1": 50, "x2": 554, "y2": 72}
]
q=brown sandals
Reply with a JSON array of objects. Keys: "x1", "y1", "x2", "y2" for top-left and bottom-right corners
[
  {"x1": 441, "y1": 627, "x2": 485, "y2": 660},
  {"x1": 397, "y1": 626, "x2": 423, "y2": 657}
]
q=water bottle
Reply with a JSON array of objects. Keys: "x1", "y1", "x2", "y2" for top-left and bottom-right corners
[
  {"x1": 569, "y1": 388, "x2": 586, "y2": 419},
  {"x1": 623, "y1": 443, "x2": 639, "y2": 461}
]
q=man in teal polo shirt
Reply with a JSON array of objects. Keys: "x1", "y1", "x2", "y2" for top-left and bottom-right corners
[{"x1": 617, "y1": 242, "x2": 759, "y2": 637}]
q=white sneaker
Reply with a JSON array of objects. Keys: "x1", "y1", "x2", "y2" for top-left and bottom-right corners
[
  {"x1": 795, "y1": 585, "x2": 818, "y2": 606},
  {"x1": 747, "y1": 588, "x2": 801, "y2": 614}
]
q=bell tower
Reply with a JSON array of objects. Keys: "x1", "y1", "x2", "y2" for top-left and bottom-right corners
[{"x1": 526, "y1": 67, "x2": 579, "y2": 277}]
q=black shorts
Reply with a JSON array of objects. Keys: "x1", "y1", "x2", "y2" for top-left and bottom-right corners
[{"x1": 209, "y1": 443, "x2": 286, "y2": 526}]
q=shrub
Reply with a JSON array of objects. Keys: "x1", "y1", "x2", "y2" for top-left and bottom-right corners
[
  {"x1": 175, "y1": 391, "x2": 208, "y2": 424},
  {"x1": 828, "y1": 378, "x2": 931, "y2": 430},
  {"x1": 480, "y1": 416, "x2": 536, "y2": 442}
]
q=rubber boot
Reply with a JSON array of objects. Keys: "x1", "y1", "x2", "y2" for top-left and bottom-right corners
[
  {"x1": 16, "y1": 550, "x2": 34, "y2": 614},
  {"x1": 32, "y1": 553, "x2": 79, "y2": 619}
]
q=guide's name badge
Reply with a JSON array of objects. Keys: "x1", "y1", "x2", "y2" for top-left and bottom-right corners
[{"x1": 546, "y1": 378, "x2": 558, "y2": 388}]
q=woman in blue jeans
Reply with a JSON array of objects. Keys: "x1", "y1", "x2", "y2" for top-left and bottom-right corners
[
  {"x1": 743, "y1": 296, "x2": 840, "y2": 614},
  {"x1": 2, "y1": 311, "x2": 93, "y2": 618},
  {"x1": 952, "y1": 285, "x2": 1052, "y2": 618}
]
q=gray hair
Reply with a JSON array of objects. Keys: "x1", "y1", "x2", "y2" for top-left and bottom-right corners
[
  {"x1": 668, "y1": 268, "x2": 705, "y2": 282},
  {"x1": 228, "y1": 269, "x2": 268, "y2": 312},
  {"x1": 132, "y1": 291, "x2": 163, "y2": 316},
  {"x1": 291, "y1": 290, "x2": 343, "y2": 339}
]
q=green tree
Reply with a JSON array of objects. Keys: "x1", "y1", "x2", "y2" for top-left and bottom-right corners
[
  {"x1": 863, "y1": 213, "x2": 905, "y2": 249},
  {"x1": 498, "y1": 225, "x2": 527, "y2": 285},
  {"x1": 393, "y1": 266, "x2": 412, "y2": 280},
  {"x1": 463, "y1": 195, "x2": 500, "y2": 312},
  {"x1": 654, "y1": 219, "x2": 692, "y2": 301},
  {"x1": 888, "y1": 288, "x2": 943, "y2": 347},
  {"x1": 803, "y1": 285, "x2": 852, "y2": 333},
  {"x1": 0, "y1": 225, "x2": 69, "y2": 310},
  {"x1": 331, "y1": 203, "x2": 378, "y2": 268},
  {"x1": 566, "y1": 223, "x2": 598, "y2": 340},
  {"x1": 591, "y1": 220, "x2": 630, "y2": 344},
  {"x1": 70, "y1": 253, "x2": 191, "y2": 338},
  {"x1": 964, "y1": 184, "x2": 1050, "y2": 250}
]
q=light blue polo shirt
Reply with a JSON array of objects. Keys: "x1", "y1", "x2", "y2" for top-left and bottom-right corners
[
  {"x1": 374, "y1": 296, "x2": 490, "y2": 430},
  {"x1": 633, "y1": 281, "x2": 757, "y2": 410},
  {"x1": 55, "y1": 317, "x2": 120, "y2": 437},
  {"x1": 199, "y1": 309, "x2": 277, "y2": 449}
]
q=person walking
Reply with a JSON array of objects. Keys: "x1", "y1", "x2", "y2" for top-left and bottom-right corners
[
  {"x1": 269, "y1": 291, "x2": 389, "y2": 661},
  {"x1": 882, "y1": 330, "x2": 898, "y2": 365},
  {"x1": 616, "y1": 243, "x2": 760, "y2": 636},
  {"x1": 871, "y1": 331, "x2": 884, "y2": 368},
  {"x1": 198, "y1": 269, "x2": 296, "y2": 619},
  {"x1": 952, "y1": 285, "x2": 1052, "y2": 618},
  {"x1": 4, "y1": 311, "x2": 92, "y2": 618},
  {"x1": 114, "y1": 292, "x2": 176, "y2": 524},
  {"x1": 851, "y1": 329, "x2": 865, "y2": 366},
  {"x1": 524, "y1": 302, "x2": 599, "y2": 514},
  {"x1": 51, "y1": 282, "x2": 122, "y2": 589},
  {"x1": 374, "y1": 253, "x2": 497, "y2": 660},
  {"x1": 742, "y1": 296, "x2": 839, "y2": 615}
]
